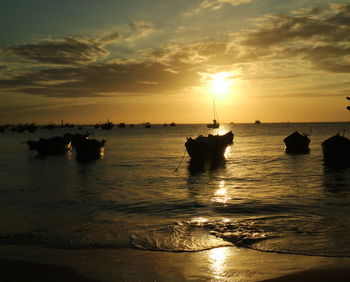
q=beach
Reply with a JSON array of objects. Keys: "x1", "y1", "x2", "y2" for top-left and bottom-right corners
[{"x1": 1, "y1": 245, "x2": 350, "y2": 281}]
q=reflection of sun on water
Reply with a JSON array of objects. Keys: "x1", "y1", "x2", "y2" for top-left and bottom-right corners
[{"x1": 213, "y1": 180, "x2": 231, "y2": 203}]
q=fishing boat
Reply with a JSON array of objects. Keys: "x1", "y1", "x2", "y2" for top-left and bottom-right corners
[
  {"x1": 185, "y1": 131, "x2": 234, "y2": 165},
  {"x1": 100, "y1": 119, "x2": 114, "y2": 130},
  {"x1": 207, "y1": 94, "x2": 220, "y2": 128},
  {"x1": 75, "y1": 138, "x2": 106, "y2": 160},
  {"x1": 145, "y1": 122, "x2": 151, "y2": 128},
  {"x1": 63, "y1": 132, "x2": 89, "y2": 147},
  {"x1": 283, "y1": 131, "x2": 310, "y2": 154},
  {"x1": 26, "y1": 136, "x2": 72, "y2": 155},
  {"x1": 322, "y1": 133, "x2": 350, "y2": 165}
]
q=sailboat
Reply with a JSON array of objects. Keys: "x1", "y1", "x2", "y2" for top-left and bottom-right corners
[{"x1": 207, "y1": 95, "x2": 220, "y2": 128}]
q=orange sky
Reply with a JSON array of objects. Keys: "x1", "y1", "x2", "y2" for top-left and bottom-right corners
[{"x1": 0, "y1": 0, "x2": 350, "y2": 124}]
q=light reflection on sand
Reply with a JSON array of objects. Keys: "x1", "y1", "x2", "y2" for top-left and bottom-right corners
[{"x1": 209, "y1": 247, "x2": 229, "y2": 279}]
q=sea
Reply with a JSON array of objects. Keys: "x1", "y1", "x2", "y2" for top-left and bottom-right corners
[{"x1": 0, "y1": 122, "x2": 350, "y2": 261}]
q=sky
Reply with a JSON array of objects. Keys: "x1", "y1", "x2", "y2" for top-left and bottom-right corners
[{"x1": 0, "y1": 0, "x2": 350, "y2": 124}]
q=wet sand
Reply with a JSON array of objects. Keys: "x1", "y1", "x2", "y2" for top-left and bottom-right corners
[{"x1": 0, "y1": 245, "x2": 349, "y2": 281}]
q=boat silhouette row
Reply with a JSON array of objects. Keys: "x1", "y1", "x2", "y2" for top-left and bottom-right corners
[
  {"x1": 26, "y1": 133, "x2": 106, "y2": 161},
  {"x1": 185, "y1": 130, "x2": 350, "y2": 169}
]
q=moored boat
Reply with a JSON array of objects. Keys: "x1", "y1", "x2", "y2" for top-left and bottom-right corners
[
  {"x1": 322, "y1": 133, "x2": 350, "y2": 165},
  {"x1": 185, "y1": 131, "x2": 234, "y2": 165},
  {"x1": 284, "y1": 131, "x2": 310, "y2": 154},
  {"x1": 75, "y1": 139, "x2": 106, "y2": 160},
  {"x1": 26, "y1": 136, "x2": 72, "y2": 155}
]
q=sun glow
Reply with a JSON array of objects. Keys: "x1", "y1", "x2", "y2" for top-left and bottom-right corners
[{"x1": 210, "y1": 72, "x2": 233, "y2": 97}]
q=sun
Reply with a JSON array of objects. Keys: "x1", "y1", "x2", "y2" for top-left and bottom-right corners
[{"x1": 210, "y1": 72, "x2": 233, "y2": 97}]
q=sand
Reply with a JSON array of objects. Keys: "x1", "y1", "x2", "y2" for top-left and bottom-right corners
[{"x1": 0, "y1": 245, "x2": 349, "y2": 281}]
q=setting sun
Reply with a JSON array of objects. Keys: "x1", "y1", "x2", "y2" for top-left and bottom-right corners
[{"x1": 210, "y1": 72, "x2": 233, "y2": 97}]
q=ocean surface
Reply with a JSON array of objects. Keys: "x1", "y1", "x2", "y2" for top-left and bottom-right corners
[{"x1": 0, "y1": 123, "x2": 350, "y2": 259}]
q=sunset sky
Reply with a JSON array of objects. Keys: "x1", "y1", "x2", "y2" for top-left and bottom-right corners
[{"x1": 1, "y1": 0, "x2": 350, "y2": 124}]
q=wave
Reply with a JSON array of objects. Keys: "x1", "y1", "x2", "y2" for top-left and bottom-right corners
[{"x1": 1, "y1": 217, "x2": 349, "y2": 258}]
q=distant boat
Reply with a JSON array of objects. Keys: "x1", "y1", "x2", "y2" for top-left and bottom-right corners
[
  {"x1": 75, "y1": 139, "x2": 106, "y2": 160},
  {"x1": 207, "y1": 95, "x2": 220, "y2": 128},
  {"x1": 100, "y1": 119, "x2": 114, "y2": 130},
  {"x1": 322, "y1": 133, "x2": 350, "y2": 165},
  {"x1": 26, "y1": 136, "x2": 72, "y2": 155},
  {"x1": 163, "y1": 123, "x2": 168, "y2": 127},
  {"x1": 145, "y1": 122, "x2": 151, "y2": 128},
  {"x1": 255, "y1": 120, "x2": 261, "y2": 124},
  {"x1": 170, "y1": 122, "x2": 176, "y2": 127},
  {"x1": 284, "y1": 131, "x2": 310, "y2": 154},
  {"x1": 185, "y1": 131, "x2": 234, "y2": 165},
  {"x1": 118, "y1": 122, "x2": 126, "y2": 128}
]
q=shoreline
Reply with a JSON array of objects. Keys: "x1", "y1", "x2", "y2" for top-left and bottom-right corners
[{"x1": 1, "y1": 245, "x2": 350, "y2": 281}]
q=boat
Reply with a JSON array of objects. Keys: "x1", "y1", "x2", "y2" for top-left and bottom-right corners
[
  {"x1": 145, "y1": 122, "x2": 151, "y2": 128},
  {"x1": 26, "y1": 136, "x2": 72, "y2": 155},
  {"x1": 185, "y1": 131, "x2": 234, "y2": 165},
  {"x1": 322, "y1": 133, "x2": 350, "y2": 165},
  {"x1": 118, "y1": 122, "x2": 126, "y2": 128},
  {"x1": 169, "y1": 122, "x2": 176, "y2": 127},
  {"x1": 255, "y1": 120, "x2": 261, "y2": 124},
  {"x1": 63, "y1": 132, "x2": 89, "y2": 147},
  {"x1": 100, "y1": 119, "x2": 114, "y2": 130},
  {"x1": 207, "y1": 94, "x2": 220, "y2": 128},
  {"x1": 75, "y1": 138, "x2": 106, "y2": 160},
  {"x1": 283, "y1": 131, "x2": 310, "y2": 154}
]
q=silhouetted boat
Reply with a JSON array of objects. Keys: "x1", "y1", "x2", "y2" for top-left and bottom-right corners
[
  {"x1": 207, "y1": 94, "x2": 220, "y2": 128},
  {"x1": 170, "y1": 122, "x2": 176, "y2": 127},
  {"x1": 100, "y1": 119, "x2": 114, "y2": 130},
  {"x1": 255, "y1": 120, "x2": 261, "y2": 124},
  {"x1": 207, "y1": 119, "x2": 220, "y2": 128},
  {"x1": 322, "y1": 133, "x2": 350, "y2": 165},
  {"x1": 26, "y1": 136, "x2": 72, "y2": 155},
  {"x1": 75, "y1": 139, "x2": 106, "y2": 160},
  {"x1": 145, "y1": 122, "x2": 151, "y2": 128},
  {"x1": 118, "y1": 122, "x2": 126, "y2": 128},
  {"x1": 63, "y1": 133, "x2": 89, "y2": 147},
  {"x1": 185, "y1": 131, "x2": 234, "y2": 164},
  {"x1": 284, "y1": 131, "x2": 310, "y2": 154}
]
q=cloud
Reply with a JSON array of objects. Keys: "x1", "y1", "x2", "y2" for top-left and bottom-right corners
[
  {"x1": 0, "y1": 59, "x2": 203, "y2": 98},
  {"x1": 201, "y1": 0, "x2": 255, "y2": 10},
  {"x1": 235, "y1": 3, "x2": 350, "y2": 73},
  {"x1": 0, "y1": 35, "x2": 119, "y2": 65}
]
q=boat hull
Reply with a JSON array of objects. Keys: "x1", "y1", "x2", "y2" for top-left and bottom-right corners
[{"x1": 185, "y1": 131, "x2": 234, "y2": 164}]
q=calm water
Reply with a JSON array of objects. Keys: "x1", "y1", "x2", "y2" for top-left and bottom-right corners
[{"x1": 0, "y1": 123, "x2": 349, "y2": 258}]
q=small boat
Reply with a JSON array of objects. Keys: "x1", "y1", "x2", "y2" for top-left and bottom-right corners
[
  {"x1": 207, "y1": 94, "x2": 220, "y2": 128},
  {"x1": 283, "y1": 131, "x2": 310, "y2": 154},
  {"x1": 185, "y1": 131, "x2": 234, "y2": 164},
  {"x1": 27, "y1": 136, "x2": 72, "y2": 155},
  {"x1": 100, "y1": 120, "x2": 114, "y2": 130},
  {"x1": 145, "y1": 122, "x2": 151, "y2": 128},
  {"x1": 322, "y1": 133, "x2": 350, "y2": 165},
  {"x1": 118, "y1": 122, "x2": 126, "y2": 128},
  {"x1": 75, "y1": 139, "x2": 106, "y2": 160},
  {"x1": 169, "y1": 122, "x2": 176, "y2": 127},
  {"x1": 255, "y1": 120, "x2": 261, "y2": 124},
  {"x1": 207, "y1": 119, "x2": 220, "y2": 129},
  {"x1": 63, "y1": 132, "x2": 89, "y2": 147}
]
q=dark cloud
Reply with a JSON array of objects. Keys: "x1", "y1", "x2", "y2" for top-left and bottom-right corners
[
  {"x1": 0, "y1": 60, "x2": 202, "y2": 98},
  {"x1": 1, "y1": 32, "x2": 122, "y2": 65},
  {"x1": 241, "y1": 4, "x2": 350, "y2": 47},
  {"x1": 236, "y1": 4, "x2": 350, "y2": 73}
]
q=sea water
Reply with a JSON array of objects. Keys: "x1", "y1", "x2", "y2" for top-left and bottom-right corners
[{"x1": 0, "y1": 123, "x2": 349, "y2": 258}]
